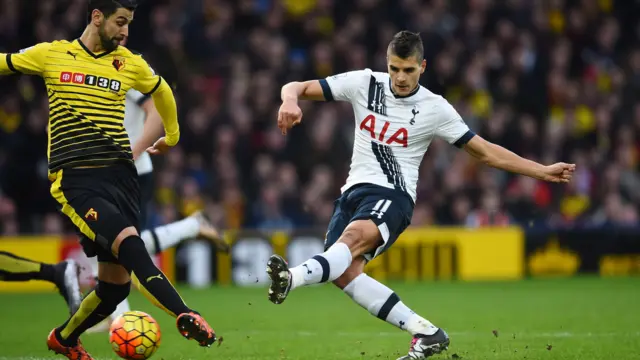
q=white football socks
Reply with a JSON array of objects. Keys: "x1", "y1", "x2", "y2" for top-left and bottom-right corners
[
  {"x1": 140, "y1": 217, "x2": 200, "y2": 254},
  {"x1": 290, "y1": 243, "x2": 352, "y2": 290},
  {"x1": 343, "y1": 273, "x2": 439, "y2": 336}
]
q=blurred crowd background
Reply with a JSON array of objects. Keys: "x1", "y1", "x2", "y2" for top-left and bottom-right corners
[{"x1": 0, "y1": 0, "x2": 639, "y2": 236}]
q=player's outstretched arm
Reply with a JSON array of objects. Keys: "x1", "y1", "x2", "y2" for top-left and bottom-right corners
[
  {"x1": 462, "y1": 135, "x2": 576, "y2": 183},
  {"x1": 0, "y1": 43, "x2": 49, "y2": 76}
]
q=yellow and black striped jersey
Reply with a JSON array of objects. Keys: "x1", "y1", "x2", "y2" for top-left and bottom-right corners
[{"x1": 0, "y1": 39, "x2": 162, "y2": 174}]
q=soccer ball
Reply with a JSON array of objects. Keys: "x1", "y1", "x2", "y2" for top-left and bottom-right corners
[{"x1": 109, "y1": 311, "x2": 161, "y2": 359}]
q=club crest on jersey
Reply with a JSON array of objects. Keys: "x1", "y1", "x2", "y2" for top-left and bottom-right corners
[
  {"x1": 410, "y1": 105, "x2": 419, "y2": 125},
  {"x1": 84, "y1": 208, "x2": 98, "y2": 221},
  {"x1": 112, "y1": 56, "x2": 126, "y2": 71}
]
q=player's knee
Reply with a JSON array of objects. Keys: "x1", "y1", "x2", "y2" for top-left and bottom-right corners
[
  {"x1": 96, "y1": 280, "x2": 131, "y2": 309},
  {"x1": 111, "y1": 226, "x2": 139, "y2": 256},
  {"x1": 333, "y1": 256, "x2": 366, "y2": 289},
  {"x1": 115, "y1": 235, "x2": 159, "y2": 275},
  {"x1": 337, "y1": 220, "x2": 382, "y2": 258}
]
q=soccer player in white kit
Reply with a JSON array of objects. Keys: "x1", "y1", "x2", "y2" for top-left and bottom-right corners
[
  {"x1": 268, "y1": 31, "x2": 576, "y2": 359},
  {"x1": 86, "y1": 86, "x2": 228, "y2": 332}
]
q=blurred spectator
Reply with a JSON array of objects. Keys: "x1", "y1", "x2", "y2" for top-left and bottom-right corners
[
  {"x1": 0, "y1": 0, "x2": 638, "y2": 234},
  {"x1": 466, "y1": 190, "x2": 511, "y2": 227}
]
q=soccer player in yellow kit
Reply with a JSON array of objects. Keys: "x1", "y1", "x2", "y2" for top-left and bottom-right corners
[{"x1": 0, "y1": 1, "x2": 216, "y2": 358}]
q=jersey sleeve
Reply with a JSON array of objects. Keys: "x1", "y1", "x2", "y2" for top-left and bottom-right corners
[
  {"x1": 0, "y1": 42, "x2": 50, "y2": 76},
  {"x1": 434, "y1": 99, "x2": 476, "y2": 148},
  {"x1": 319, "y1": 69, "x2": 371, "y2": 102},
  {"x1": 132, "y1": 55, "x2": 162, "y2": 95},
  {"x1": 126, "y1": 89, "x2": 150, "y2": 106},
  {"x1": 130, "y1": 54, "x2": 179, "y2": 146}
]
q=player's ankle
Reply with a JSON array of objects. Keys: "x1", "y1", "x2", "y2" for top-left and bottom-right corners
[
  {"x1": 55, "y1": 328, "x2": 77, "y2": 347},
  {"x1": 289, "y1": 267, "x2": 304, "y2": 290}
]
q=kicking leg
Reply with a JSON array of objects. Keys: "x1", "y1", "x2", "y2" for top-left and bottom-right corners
[
  {"x1": 335, "y1": 258, "x2": 449, "y2": 359},
  {"x1": 47, "y1": 262, "x2": 131, "y2": 359},
  {"x1": 112, "y1": 227, "x2": 216, "y2": 347},
  {"x1": 0, "y1": 251, "x2": 82, "y2": 314},
  {"x1": 266, "y1": 186, "x2": 448, "y2": 359},
  {"x1": 88, "y1": 210, "x2": 228, "y2": 334},
  {"x1": 267, "y1": 220, "x2": 376, "y2": 304}
]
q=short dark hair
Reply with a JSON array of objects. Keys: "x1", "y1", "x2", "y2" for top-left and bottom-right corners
[
  {"x1": 87, "y1": 0, "x2": 137, "y2": 23},
  {"x1": 388, "y1": 31, "x2": 424, "y2": 60}
]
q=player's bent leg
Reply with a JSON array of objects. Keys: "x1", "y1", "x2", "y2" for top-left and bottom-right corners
[
  {"x1": 112, "y1": 226, "x2": 217, "y2": 347},
  {"x1": 332, "y1": 255, "x2": 367, "y2": 289},
  {"x1": 289, "y1": 219, "x2": 378, "y2": 287},
  {"x1": 267, "y1": 219, "x2": 378, "y2": 304},
  {"x1": 48, "y1": 263, "x2": 131, "y2": 359},
  {"x1": 336, "y1": 258, "x2": 449, "y2": 359},
  {"x1": 86, "y1": 296, "x2": 132, "y2": 334},
  {"x1": 111, "y1": 226, "x2": 188, "y2": 316},
  {"x1": 0, "y1": 251, "x2": 82, "y2": 314},
  {"x1": 87, "y1": 294, "x2": 134, "y2": 334},
  {"x1": 267, "y1": 239, "x2": 353, "y2": 304}
]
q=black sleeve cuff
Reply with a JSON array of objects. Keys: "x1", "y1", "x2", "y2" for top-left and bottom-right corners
[
  {"x1": 454, "y1": 130, "x2": 476, "y2": 148},
  {"x1": 6, "y1": 54, "x2": 18, "y2": 73},
  {"x1": 144, "y1": 77, "x2": 162, "y2": 96},
  {"x1": 319, "y1": 79, "x2": 334, "y2": 101}
]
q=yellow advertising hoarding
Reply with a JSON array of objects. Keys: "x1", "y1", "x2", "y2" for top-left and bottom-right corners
[{"x1": 366, "y1": 227, "x2": 524, "y2": 282}]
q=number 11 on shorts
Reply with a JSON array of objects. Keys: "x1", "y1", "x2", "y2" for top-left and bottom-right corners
[{"x1": 371, "y1": 199, "x2": 392, "y2": 219}]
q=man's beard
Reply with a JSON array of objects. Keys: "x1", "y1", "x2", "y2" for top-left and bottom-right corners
[{"x1": 98, "y1": 26, "x2": 120, "y2": 52}]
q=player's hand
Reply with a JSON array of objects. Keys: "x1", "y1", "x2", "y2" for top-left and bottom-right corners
[
  {"x1": 277, "y1": 100, "x2": 302, "y2": 135},
  {"x1": 146, "y1": 137, "x2": 172, "y2": 156},
  {"x1": 541, "y1": 163, "x2": 576, "y2": 183}
]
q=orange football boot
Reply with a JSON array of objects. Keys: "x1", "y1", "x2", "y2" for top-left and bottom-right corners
[
  {"x1": 176, "y1": 312, "x2": 217, "y2": 347},
  {"x1": 47, "y1": 329, "x2": 94, "y2": 360}
]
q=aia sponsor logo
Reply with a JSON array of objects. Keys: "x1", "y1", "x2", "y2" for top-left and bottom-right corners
[{"x1": 360, "y1": 114, "x2": 408, "y2": 147}]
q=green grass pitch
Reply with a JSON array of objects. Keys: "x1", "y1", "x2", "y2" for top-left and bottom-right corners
[{"x1": 0, "y1": 276, "x2": 638, "y2": 360}]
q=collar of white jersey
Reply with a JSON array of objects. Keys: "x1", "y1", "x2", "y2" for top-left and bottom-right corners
[{"x1": 389, "y1": 78, "x2": 420, "y2": 99}]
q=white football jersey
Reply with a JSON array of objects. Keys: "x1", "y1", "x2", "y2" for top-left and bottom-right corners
[
  {"x1": 124, "y1": 89, "x2": 153, "y2": 175},
  {"x1": 321, "y1": 68, "x2": 474, "y2": 203}
]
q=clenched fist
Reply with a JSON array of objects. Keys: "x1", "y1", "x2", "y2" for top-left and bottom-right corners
[{"x1": 541, "y1": 163, "x2": 576, "y2": 183}]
